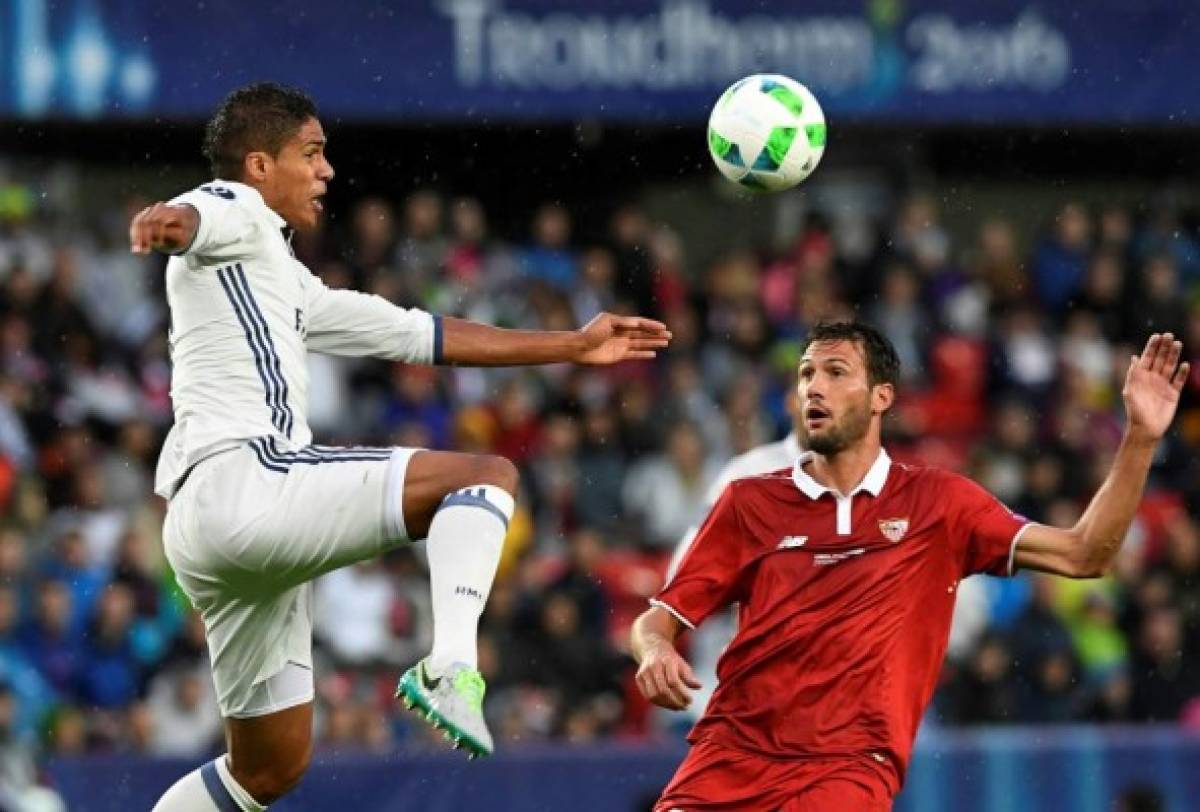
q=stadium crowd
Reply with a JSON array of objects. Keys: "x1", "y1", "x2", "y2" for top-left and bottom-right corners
[{"x1": 0, "y1": 170, "x2": 1197, "y2": 781}]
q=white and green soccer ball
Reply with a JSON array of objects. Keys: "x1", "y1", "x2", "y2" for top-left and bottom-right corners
[{"x1": 707, "y1": 74, "x2": 826, "y2": 192}]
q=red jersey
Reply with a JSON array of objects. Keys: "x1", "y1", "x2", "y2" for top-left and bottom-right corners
[{"x1": 653, "y1": 450, "x2": 1028, "y2": 791}]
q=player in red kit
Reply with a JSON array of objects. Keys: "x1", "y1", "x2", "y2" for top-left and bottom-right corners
[{"x1": 631, "y1": 320, "x2": 1188, "y2": 812}]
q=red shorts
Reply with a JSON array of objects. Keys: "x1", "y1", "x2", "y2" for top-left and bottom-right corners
[{"x1": 655, "y1": 738, "x2": 894, "y2": 812}]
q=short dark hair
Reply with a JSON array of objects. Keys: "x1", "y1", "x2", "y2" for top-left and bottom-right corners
[
  {"x1": 202, "y1": 83, "x2": 318, "y2": 180},
  {"x1": 803, "y1": 320, "x2": 900, "y2": 389}
]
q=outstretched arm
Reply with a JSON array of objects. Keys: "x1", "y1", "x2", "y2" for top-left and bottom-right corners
[
  {"x1": 1015, "y1": 333, "x2": 1188, "y2": 577},
  {"x1": 441, "y1": 313, "x2": 670, "y2": 366}
]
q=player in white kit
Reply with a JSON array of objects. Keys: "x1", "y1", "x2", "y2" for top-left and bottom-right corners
[{"x1": 133, "y1": 83, "x2": 670, "y2": 811}]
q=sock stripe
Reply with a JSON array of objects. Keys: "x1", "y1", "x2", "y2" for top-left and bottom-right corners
[
  {"x1": 200, "y1": 760, "x2": 243, "y2": 812},
  {"x1": 439, "y1": 490, "x2": 510, "y2": 530}
]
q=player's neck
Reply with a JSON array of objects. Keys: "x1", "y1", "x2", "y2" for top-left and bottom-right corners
[{"x1": 805, "y1": 440, "x2": 883, "y2": 496}]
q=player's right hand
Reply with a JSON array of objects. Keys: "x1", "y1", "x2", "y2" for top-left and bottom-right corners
[
  {"x1": 636, "y1": 641, "x2": 702, "y2": 711},
  {"x1": 129, "y1": 202, "x2": 199, "y2": 255}
]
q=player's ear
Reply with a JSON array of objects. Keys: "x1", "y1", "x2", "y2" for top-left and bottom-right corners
[
  {"x1": 243, "y1": 151, "x2": 272, "y2": 183},
  {"x1": 872, "y1": 382, "x2": 895, "y2": 415}
]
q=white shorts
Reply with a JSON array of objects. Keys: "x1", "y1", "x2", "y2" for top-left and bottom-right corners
[{"x1": 162, "y1": 437, "x2": 417, "y2": 718}]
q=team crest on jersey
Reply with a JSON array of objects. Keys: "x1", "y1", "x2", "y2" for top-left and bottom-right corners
[{"x1": 879, "y1": 518, "x2": 909, "y2": 542}]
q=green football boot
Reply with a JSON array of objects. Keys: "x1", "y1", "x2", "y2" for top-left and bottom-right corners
[{"x1": 396, "y1": 659, "x2": 493, "y2": 758}]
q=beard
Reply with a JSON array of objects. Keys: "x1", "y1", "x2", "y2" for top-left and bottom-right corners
[{"x1": 806, "y1": 397, "x2": 872, "y2": 456}]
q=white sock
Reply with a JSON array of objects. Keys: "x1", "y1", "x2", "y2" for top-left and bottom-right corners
[
  {"x1": 152, "y1": 756, "x2": 266, "y2": 812},
  {"x1": 426, "y1": 484, "x2": 514, "y2": 675}
]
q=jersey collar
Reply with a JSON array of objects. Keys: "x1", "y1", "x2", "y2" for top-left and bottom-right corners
[
  {"x1": 213, "y1": 180, "x2": 288, "y2": 230},
  {"x1": 792, "y1": 448, "x2": 891, "y2": 500}
]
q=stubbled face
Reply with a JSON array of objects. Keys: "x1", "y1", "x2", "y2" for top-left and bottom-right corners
[
  {"x1": 796, "y1": 339, "x2": 888, "y2": 456},
  {"x1": 257, "y1": 116, "x2": 334, "y2": 231}
]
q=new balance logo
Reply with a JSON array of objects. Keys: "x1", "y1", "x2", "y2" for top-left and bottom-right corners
[
  {"x1": 813, "y1": 548, "x2": 866, "y2": 566},
  {"x1": 777, "y1": 536, "x2": 808, "y2": 550},
  {"x1": 455, "y1": 586, "x2": 484, "y2": 600}
]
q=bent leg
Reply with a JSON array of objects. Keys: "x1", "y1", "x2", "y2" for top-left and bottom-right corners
[
  {"x1": 401, "y1": 450, "x2": 518, "y2": 539},
  {"x1": 151, "y1": 701, "x2": 311, "y2": 810},
  {"x1": 226, "y1": 702, "x2": 314, "y2": 805},
  {"x1": 402, "y1": 451, "x2": 518, "y2": 674}
]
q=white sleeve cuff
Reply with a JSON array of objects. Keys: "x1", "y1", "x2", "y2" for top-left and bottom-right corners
[
  {"x1": 649, "y1": 599, "x2": 695, "y2": 630},
  {"x1": 1007, "y1": 523, "x2": 1037, "y2": 576}
]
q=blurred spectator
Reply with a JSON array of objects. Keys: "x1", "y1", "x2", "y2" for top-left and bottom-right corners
[
  {"x1": 345, "y1": 197, "x2": 397, "y2": 289},
  {"x1": 0, "y1": 374, "x2": 34, "y2": 471},
  {"x1": 521, "y1": 203, "x2": 577, "y2": 292},
  {"x1": 490, "y1": 375, "x2": 543, "y2": 466},
  {"x1": 145, "y1": 666, "x2": 221, "y2": 757},
  {"x1": 1155, "y1": 513, "x2": 1200, "y2": 642},
  {"x1": 76, "y1": 584, "x2": 140, "y2": 709},
  {"x1": 1126, "y1": 254, "x2": 1188, "y2": 342},
  {"x1": 1133, "y1": 202, "x2": 1200, "y2": 284},
  {"x1": 609, "y1": 204, "x2": 655, "y2": 316},
  {"x1": 527, "y1": 590, "x2": 624, "y2": 734},
  {"x1": 380, "y1": 364, "x2": 452, "y2": 449},
  {"x1": 315, "y1": 562, "x2": 401, "y2": 668},
  {"x1": 991, "y1": 307, "x2": 1057, "y2": 404},
  {"x1": 98, "y1": 421, "x2": 157, "y2": 511},
  {"x1": 0, "y1": 684, "x2": 66, "y2": 811},
  {"x1": 948, "y1": 634, "x2": 1019, "y2": 724},
  {"x1": 1084, "y1": 668, "x2": 1135, "y2": 723},
  {"x1": 76, "y1": 201, "x2": 162, "y2": 350},
  {"x1": 1069, "y1": 589, "x2": 1129, "y2": 682},
  {"x1": 544, "y1": 529, "x2": 610, "y2": 638},
  {"x1": 528, "y1": 412, "x2": 582, "y2": 545},
  {"x1": 574, "y1": 405, "x2": 627, "y2": 531},
  {"x1": 1031, "y1": 203, "x2": 1091, "y2": 311},
  {"x1": 0, "y1": 585, "x2": 56, "y2": 740},
  {"x1": 892, "y1": 194, "x2": 950, "y2": 281},
  {"x1": 39, "y1": 531, "x2": 103, "y2": 634},
  {"x1": 393, "y1": 190, "x2": 447, "y2": 304},
  {"x1": 622, "y1": 422, "x2": 719, "y2": 550},
  {"x1": 571, "y1": 247, "x2": 617, "y2": 327},
  {"x1": 18, "y1": 579, "x2": 81, "y2": 698},
  {"x1": 1130, "y1": 606, "x2": 1199, "y2": 722},
  {"x1": 1075, "y1": 252, "x2": 1127, "y2": 341},
  {"x1": 870, "y1": 263, "x2": 929, "y2": 385},
  {"x1": 1010, "y1": 576, "x2": 1074, "y2": 684}
]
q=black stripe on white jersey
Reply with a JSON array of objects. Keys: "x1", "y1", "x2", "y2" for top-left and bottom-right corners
[
  {"x1": 247, "y1": 437, "x2": 394, "y2": 471},
  {"x1": 227, "y1": 264, "x2": 294, "y2": 438},
  {"x1": 217, "y1": 266, "x2": 287, "y2": 434}
]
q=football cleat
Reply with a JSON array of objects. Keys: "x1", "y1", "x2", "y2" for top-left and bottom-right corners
[{"x1": 396, "y1": 659, "x2": 494, "y2": 758}]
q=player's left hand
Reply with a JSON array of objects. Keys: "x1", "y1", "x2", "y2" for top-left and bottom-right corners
[
  {"x1": 576, "y1": 313, "x2": 671, "y2": 365},
  {"x1": 1123, "y1": 332, "x2": 1189, "y2": 441}
]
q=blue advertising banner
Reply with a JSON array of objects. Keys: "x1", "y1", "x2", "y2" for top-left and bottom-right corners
[
  {"x1": 43, "y1": 728, "x2": 1200, "y2": 812},
  {"x1": 3, "y1": 0, "x2": 1198, "y2": 124}
]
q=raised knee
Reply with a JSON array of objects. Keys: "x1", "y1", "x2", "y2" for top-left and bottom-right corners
[
  {"x1": 234, "y1": 752, "x2": 310, "y2": 805},
  {"x1": 478, "y1": 455, "x2": 519, "y2": 495}
]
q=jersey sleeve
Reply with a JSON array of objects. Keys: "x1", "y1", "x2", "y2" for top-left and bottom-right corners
[
  {"x1": 168, "y1": 185, "x2": 259, "y2": 260},
  {"x1": 653, "y1": 484, "x2": 749, "y2": 628},
  {"x1": 951, "y1": 473, "x2": 1031, "y2": 577},
  {"x1": 303, "y1": 270, "x2": 441, "y2": 364}
]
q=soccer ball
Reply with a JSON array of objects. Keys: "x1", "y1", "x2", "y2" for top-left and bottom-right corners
[{"x1": 707, "y1": 74, "x2": 826, "y2": 192}]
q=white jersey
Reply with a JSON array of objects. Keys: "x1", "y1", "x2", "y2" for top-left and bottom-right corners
[{"x1": 154, "y1": 180, "x2": 439, "y2": 498}]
